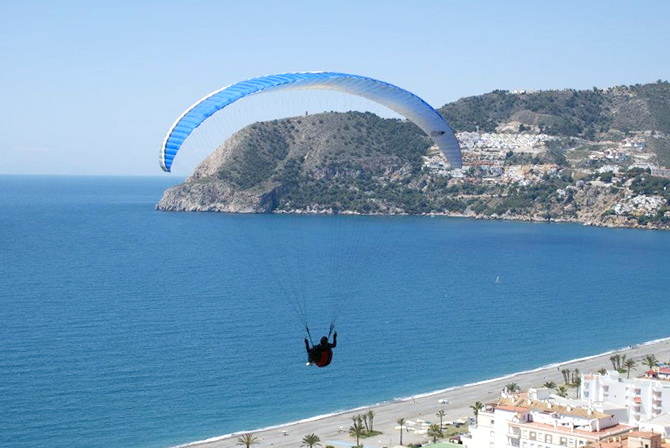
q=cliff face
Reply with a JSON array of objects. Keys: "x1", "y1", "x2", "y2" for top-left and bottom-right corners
[
  {"x1": 158, "y1": 129, "x2": 280, "y2": 213},
  {"x1": 157, "y1": 180, "x2": 271, "y2": 213},
  {"x1": 156, "y1": 111, "x2": 429, "y2": 213}
]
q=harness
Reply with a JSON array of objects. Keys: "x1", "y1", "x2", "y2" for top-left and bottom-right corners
[
  {"x1": 306, "y1": 323, "x2": 335, "y2": 368},
  {"x1": 312, "y1": 348, "x2": 333, "y2": 367}
]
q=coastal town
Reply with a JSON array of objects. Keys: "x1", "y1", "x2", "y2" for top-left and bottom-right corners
[
  {"x1": 420, "y1": 129, "x2": 670, "y2": 227},
  {"x1": 464, "y1": 362, "x2": 670, "y2": 448},
  {"x1": 426, "y1": 130, "x2": 663, "y2": 184},
  {"x1": 197, "y1": 342, "x2": 670, "y2": 448}
]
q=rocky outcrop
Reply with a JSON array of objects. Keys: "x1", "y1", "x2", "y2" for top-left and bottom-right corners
[
  {"x1": 157, "y1": 179, "x2": 284, "y2": 213},
  {"x1": 156, "y1": 111, "x2": 430, "y2": 213},
  {"x1": 156, "y1": 127, "x2": 278, "y2": 212}
]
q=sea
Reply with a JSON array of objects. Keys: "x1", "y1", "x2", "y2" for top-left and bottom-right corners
[{"x1": 2, "y1": 175, "x2": 669, "y2": 448}]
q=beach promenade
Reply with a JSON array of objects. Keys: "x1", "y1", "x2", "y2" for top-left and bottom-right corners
[{"x1": 177, "y1": 338, "x2": 670, "y2": 448}]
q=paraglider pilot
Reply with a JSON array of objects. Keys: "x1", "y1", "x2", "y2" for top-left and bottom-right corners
[{"x1": 305, "y1": 332, "x2": 337, "y2": 367}]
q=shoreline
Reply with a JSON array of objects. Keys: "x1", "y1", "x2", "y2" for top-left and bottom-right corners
[{"x1": 171, "y1": 336, "x2": 670, "y2": 448}]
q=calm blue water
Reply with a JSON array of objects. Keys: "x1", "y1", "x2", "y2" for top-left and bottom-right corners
[{"x1": 2, "y1": 175, "x2": 669, "y2": 448}]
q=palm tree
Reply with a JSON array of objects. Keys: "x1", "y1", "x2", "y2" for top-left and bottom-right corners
[
  {"x1": 350, "y1": 420, "x2": 366, "y2": 448},
  {"x1": 543, "y1": 381, "x2": 557, "y2": 390},
  {"x1": 470, "y1": 401, "x2": 484, "y2": 423},
  {"x1": 618, "y1": 355, "x2": 627, "y2": 372},
  {"x1": 361, "y1": 413, "x2": 369, "y2": 432},
  {"x1": 366, "y1": 410, "x2": 375, "y2": 432},
  {"x1": 504, "y1": 382, "x2": 520, "y2": 393},
  {"x1": 427, "y1": 424, "x2": 442, "y2": 443},
  {"x1": 624, "y1": 358, "x2": 636, "y2": 378},
  {"x1": 561, "y1": 368, "x2": 571, "y2": 384},
  {"x1": 396, "y1": 418, "x2": 406, "y2": 446},
  {"x1": 302, "y1": 434, "x2": 321, "y2": 448},
  {"x1": 610, "y1": 355, "x2": 619, "y2": 370},
  {"x1": 436, "y1": 409, "x2": 445, "y2": 428},
  {"x1": 573, "y1": 376, "x2": 582, "y2": 398},
  {"x1": 571, "y1": 368, "x2": 580, "y2": 385},
  {"x1": 598, "y1": 368, "x2": 607, "y2": 375},
  {"x1": 644, "y1": 354, "x2": 658, "y2": 369},
  {"x1": 236, "y1": 433, "x2": 259, "y2": 448},
  {"x1": 557, "y1": 386, "x2": 568, "y2": 398},
  {"x1": 351, "y1": 415, "x2": 366, "y2": 434}
]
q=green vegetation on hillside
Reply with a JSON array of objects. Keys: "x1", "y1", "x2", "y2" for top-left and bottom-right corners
[
  {"x1": 438, "y1": 80, "x2": 670, "y2": 164},
  {"x1": 162, "y1": 81, "x2": 670, "y2": 229},
  {"x1": 439, "y1": 88, "x2": 611, "y2": 138}
]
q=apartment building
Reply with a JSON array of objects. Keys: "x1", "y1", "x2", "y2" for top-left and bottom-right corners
[
  {"x1": 581, "y1": 370, "x2": 670, "y2": 424},
  {"x1": 464, "y1": 393, "x2": 632, "y2": 448}
]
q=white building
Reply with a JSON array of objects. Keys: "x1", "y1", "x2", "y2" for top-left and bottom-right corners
[
  {"x1": 464, "y1": 393, "x2": 632, "y2": 448},
  {"x1": 638, "y1": 413, "x2": 670, "y2": 440},
  {"x1": 581, "y1": 370, "x2": 670, "y2": 425}
]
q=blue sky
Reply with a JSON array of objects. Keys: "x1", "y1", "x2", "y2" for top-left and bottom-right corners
[{"x1": 2, "y1": 0, "x2": 668, "y2": 176}]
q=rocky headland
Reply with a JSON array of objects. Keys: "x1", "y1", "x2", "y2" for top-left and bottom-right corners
[{"x1": 157, "y1": 81, "x2": 670, "y2": 230}]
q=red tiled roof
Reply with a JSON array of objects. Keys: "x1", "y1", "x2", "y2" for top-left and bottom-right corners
[
  {"x1": 494, "y1": 395, "x2": 611, "y2": 419},
  {"x1": 497, "y1": 405, "x2": 530, "y2": 413},
  {"x1": 510, "y1": 421, "x2": 634, "y2": 438},
  {"x1": 628, "y1": 430, "x2": 659, "y2": 438}
]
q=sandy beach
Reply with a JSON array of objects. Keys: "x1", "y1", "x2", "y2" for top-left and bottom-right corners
[{"x1": 176, "y1": 338, "x2": 670, "y2": 448}]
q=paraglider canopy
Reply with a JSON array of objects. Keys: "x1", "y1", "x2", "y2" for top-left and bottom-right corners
[{"x1": 160, "y1": 71, "x2": 462, "y2": 172}]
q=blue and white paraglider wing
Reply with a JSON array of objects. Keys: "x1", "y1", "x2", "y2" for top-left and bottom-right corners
[{"x1": 160, "y1": 71, "x2": 462, "y2": 172}]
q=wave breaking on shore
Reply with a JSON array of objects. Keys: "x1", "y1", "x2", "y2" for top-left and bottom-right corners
[{"x1": 172, "y1": 336, "x2": 670, "y2": 448}]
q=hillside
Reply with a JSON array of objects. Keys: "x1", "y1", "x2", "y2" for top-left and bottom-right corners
[
  {"x1": 439, "y1": 80, "x2": 670, "y2": 165},
  {"x1": 158, "y1": 111, "x2": 437, "y2": 213},
  {"x1": 157, "y1": 81, "x2": 670, "y2": 230}
]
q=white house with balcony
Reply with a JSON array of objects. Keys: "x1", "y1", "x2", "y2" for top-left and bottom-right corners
[
  {"x1": 581, "y1": 370, "x2": 670, "y2": 425},
  {"x1": 463, "y1": 392, "x2": 632, "y2": 448}
]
